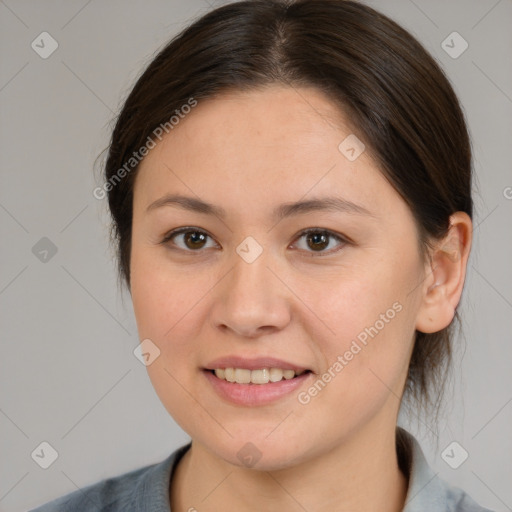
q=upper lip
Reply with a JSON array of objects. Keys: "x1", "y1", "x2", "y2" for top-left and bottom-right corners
[{"x1": 204, "y1": 356, "x2": 311, "y2": 373}]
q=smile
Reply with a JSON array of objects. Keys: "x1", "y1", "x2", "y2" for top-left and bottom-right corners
[
  {"x1": 212, "y1": 367, "x2": 309, "y2": 384},
  {"x1": 203, "y1": 368, "x2": 313, "y2": 406}
]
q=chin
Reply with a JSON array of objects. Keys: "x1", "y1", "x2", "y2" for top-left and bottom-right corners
[{"x1": 200, "y1": 434, "x2": 313, "y2": 472}]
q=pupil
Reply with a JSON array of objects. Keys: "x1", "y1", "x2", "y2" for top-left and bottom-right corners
[
  {"x1": 308, "y1": 232, "x2": 328, "y2": 251},
  {"x1": 186, "y1": 231, "x2": 206, "y2": 249}
]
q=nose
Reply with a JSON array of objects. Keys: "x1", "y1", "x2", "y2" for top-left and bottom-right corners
[{"x1": 211, "y1": 248, "x2": 292, "y2": 338}]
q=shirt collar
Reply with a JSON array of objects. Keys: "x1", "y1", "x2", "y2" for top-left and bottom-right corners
[
  {"x1": 397, "y1": 426, "x2": 470, "y2": 511},
  {"x1": 133, "y1": 428, "x2": 478, "y2": 511},
  {"x1": 131, "y1": 442, "x2": 191, "y2": 511}
]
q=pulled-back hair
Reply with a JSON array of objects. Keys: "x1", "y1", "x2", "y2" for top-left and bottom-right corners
[{"x1": 102, "y1": 0, "x2": 472, "y2": 419}]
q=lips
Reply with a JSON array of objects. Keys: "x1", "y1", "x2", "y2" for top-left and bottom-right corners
[
  {"x1": 203, "y1": 367, "x2": 313, "y2": 406},
  {"x1": 204, "y1": 355, "x2": 312, "y2": 373}
]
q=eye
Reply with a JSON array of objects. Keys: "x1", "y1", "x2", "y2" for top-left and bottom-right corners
[
  {"x1": 161, "y1": 227, "x2": 348, "y2": 256},
  {"x1": 291, "y1": 228, "x2": 347, "y2": 255},
  {"x1": 161, "y1": 227, "x2": 217, "y2": 251}
]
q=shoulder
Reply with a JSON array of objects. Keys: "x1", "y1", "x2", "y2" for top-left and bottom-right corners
[
  {"x1": 423, "y1": 476, "x2": 495, "y2": 512},
  {"x1": 397, "y1": 428, "x2": 495, "y2": 512},
  {"x1": 29, "y1": 443, "x2": 191, "y2": 512},
  {"x1": 29, "y1": 464, "x2": 154, "y2": 512}
]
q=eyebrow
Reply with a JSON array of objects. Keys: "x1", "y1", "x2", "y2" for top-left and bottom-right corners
[{"x1": 145, "y1": 193, "x2": 375, "y2": 220}]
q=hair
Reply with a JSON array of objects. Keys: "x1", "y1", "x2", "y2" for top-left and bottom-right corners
[{"x1": 102, "y1": 0, "x2": 472, "y2": 422}]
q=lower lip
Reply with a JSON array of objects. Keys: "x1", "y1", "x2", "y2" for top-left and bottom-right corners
[{"x1": 203, "y1": 369, "x2": 312, "y2": 406}]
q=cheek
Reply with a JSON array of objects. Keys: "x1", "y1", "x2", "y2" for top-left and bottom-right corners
[
  {"x1": 130, "y1": 245, "x2": 199, "y2": 339},
  {"x1": 130, "y1": 245, "x2": 215, "y2": 389},
  {"x1": 130, "y1": 248, "x2": 207, "y2": 426},
  {"x1": 303, "y1": 255, "x2": 419, "y2": 392},
  {"x1": 291, "y1": 283, "x2": 415, "y2": 440}
]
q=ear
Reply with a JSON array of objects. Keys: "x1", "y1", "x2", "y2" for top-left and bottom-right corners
[{"x1": 415, "y1": 212, "x2": 472, "y2": 334}]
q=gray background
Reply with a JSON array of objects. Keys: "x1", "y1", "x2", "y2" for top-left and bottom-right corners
[{"x1": 0, "y1": 0, "x2": 511, "y2": 511}]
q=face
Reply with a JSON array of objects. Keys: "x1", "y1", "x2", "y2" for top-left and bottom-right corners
[{"x1": 130, "y1": 85, "x2": 427, "y2": 471}]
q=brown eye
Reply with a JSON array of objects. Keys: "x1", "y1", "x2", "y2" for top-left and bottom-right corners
[
  {"x1": 292, "y1": 229, "x2": 347, "y2": 255},
  {"x1": 183, "y1": 231, "x2": 207, "y2": 249},
  {"x1": 306, "y1": 232, "x2": 329, "y2": 251},
  {"x1": 162, "y1": 228, "x2": 216, "y2": 251}
]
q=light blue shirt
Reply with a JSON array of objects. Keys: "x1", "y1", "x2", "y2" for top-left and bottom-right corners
[{"x1": 30, "y1": 428, "x2": 494, "y2": 511}]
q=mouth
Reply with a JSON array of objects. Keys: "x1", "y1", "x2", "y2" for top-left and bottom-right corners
[
  {"x1": 205, "y1": 367, "x2": 313, "y2": 385},
  {"x1": 202, "y1": 366, "x2": 314, "y2": 406}
]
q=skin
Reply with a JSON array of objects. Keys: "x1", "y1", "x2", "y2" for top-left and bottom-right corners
[{"x1": 129, "y1": 85, "x2": 472, "y2": 511}]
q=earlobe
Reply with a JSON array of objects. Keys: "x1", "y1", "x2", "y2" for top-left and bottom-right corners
[{"x1": 415, "y1": 212, "x2": 472, "y2": 334}]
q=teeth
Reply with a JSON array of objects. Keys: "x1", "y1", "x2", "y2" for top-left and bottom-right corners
[
  {"x1": 234, "y1": 368, "x2": 251, "y2": 384},
  {"x1": 213, "y1": 368, "x2": 306, "y2": 384},
  {"x1": 250, "y1": 368, "x2": 269, "y2": 384}
]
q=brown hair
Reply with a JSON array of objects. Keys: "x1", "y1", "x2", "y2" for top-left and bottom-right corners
[{"x1": 102, "y1": 0, "x2": 472, "y2": 418}]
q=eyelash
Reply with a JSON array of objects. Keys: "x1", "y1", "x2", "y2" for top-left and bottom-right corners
[{"x1": 160, "y1": 227, "x2": 349, "y2": 257}]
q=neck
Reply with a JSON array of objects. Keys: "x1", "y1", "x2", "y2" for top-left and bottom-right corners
[{"x1": 170, "y1": 422, "x2": 409, "y2": 512}]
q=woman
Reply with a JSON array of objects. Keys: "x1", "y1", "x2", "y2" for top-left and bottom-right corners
[{"x1": 32, "y1": 0, "x2": 494, "y2": 510}]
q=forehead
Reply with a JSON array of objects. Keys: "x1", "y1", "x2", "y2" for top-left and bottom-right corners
[{"x1": 134, "y1": 85, "x2": 401, "y2": 221}]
